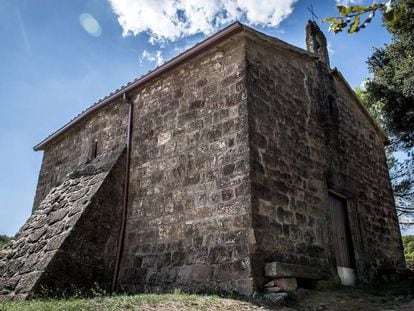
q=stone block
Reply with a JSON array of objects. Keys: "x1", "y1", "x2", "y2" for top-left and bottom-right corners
[
  {"x1": 264, "y1": 286, "x2": 282, "y2": 293},
  {"x1": 191, "y1": 265, "x2": 213, "y2": 282},
  {"x1": 14, "y1": 272, "x2": 42, "y2": 294},
  {"x1": 264, "y1": 262, "x2": 322, "y2": 280},
  {"x1": 27, "y1": 227, "x2": 47, "y2": 243},
  {"x1": 177, "y1": 265, "x2": 192, "y2": 285},
  {"x1": 274, "y1": 278, "x2": 297, "y2": 291}
]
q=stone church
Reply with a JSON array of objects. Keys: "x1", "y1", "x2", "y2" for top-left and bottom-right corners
[{"x1": 0, "y1": 21, "x2": 405, "y2": 300}]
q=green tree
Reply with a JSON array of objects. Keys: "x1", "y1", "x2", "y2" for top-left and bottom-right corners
[
  {"x1": 0, "y1": 234, "x2": 12, "y2": 249},
  {"x1": 323, "y1": 0, "x2": 401, "y2": 34},
  {"x1": 365, "y1": 0, "x2": 414, "y2": 150},
  {"x1": 402, "y1": 235, "x2": 414, "y2": 263}
]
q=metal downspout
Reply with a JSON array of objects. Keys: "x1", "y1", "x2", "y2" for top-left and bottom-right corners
[{"x1": 111, "y1": 93, "x2": 133, "y2": 292}]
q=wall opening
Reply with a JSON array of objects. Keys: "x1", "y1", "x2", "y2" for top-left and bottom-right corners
[
  {"x1": 328, "y1": 193, "x2": 357, "y2": 286},
  {"x1": 89, "y1": 139, "x2": 98, "y2": 161}
]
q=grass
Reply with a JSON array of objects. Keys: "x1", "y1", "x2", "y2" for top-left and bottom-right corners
[
  {"x1": 2, "y1": 281, "x2": 414, "y2": 311},
  {"x1": 0, "y1": 291, "x2": 226, "y2": 311}
]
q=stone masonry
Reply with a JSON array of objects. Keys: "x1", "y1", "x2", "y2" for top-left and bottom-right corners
[
  {"x1": 0, "y1": 148, "x2": 125, "y2": 300},
  {"x1": 0, "y1": 22, "x2": 405, "y2": 299},
  {"x1": 117, "y1": 33, "x2": 253, "y2": 295},
  {"x1": 246, "y1": 23, "x2": 404, "y2": 287}
]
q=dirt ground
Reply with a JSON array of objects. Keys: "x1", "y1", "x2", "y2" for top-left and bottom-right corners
[
  {"x1": 110, "y1": 284, "x2": 414, "y2": 311},
  {"x1": 2, "y1": 281, "x2": 414, "y2": 311},
  {"x1": 134, "y1": 291, "x2": 414, "y2": 311},
  {"x1": 211, "y1": 280, "x2": 414, "y2": 311},
  {"x1": 286, "y1": 287, "x2": 414, "y2": 310}
]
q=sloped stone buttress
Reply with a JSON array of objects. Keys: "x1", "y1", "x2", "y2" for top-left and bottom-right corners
[{"x1": 0, "y1": 147, "x2": 126, "y2": 300}]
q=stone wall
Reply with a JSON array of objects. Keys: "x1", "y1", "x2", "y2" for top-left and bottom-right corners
[
  {"x1": 117, "y1": 34, "x2": 255, "y2": 295},
  {"x1": 0, "y1": 148, "x2": 125, "y2": 300},
  {"x1": 245, "y1": 34, "x2": 404, "y2": 287},
  {"x1": 33, "y1": 101, "x2": 128, "y2": 210}
]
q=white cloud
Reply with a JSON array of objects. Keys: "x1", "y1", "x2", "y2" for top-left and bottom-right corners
[
  {"x1": 359, "y1": 79, "x2": 368, "y2": 90},
  {"x1": 399, "y1": 214, "x2": 414, "y2": 233},
  {"x1": 140, "y1": 50, "x2": 165, "y2": 66},
  {"x1": 335, "y1": 0, "x2": 364, "y2": 5},
  {"x1": 108, "y1": 0, "x2": 298, "y2": 44}
]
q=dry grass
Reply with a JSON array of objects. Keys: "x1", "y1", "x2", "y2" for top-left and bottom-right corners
[
  {"x1": 0, "y1": 291, "x2": 276, "y2": 311},
  {"x1": 2, "y1": 282, "x2": 414, "y2": 311}
]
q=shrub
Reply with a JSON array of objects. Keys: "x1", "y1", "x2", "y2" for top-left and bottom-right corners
[
  {"x1": 402, "y1": 235, "x2": 414, "y2": 264},
  {"x1": 0, "y1": 234, "x2": 12, "y2": 249}
]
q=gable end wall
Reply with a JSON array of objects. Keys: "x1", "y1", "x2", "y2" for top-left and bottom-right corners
[
  {"x1": 245, "y1": 36, "x2": 404, "y2": 286},
  {"x1": 117, "y1": 35, "x2": 255, "y2": 295}
]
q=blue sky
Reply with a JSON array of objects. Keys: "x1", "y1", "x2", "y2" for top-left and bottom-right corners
[{"x1": 0, "y1": 0, "x2": 402, "y2": 236}]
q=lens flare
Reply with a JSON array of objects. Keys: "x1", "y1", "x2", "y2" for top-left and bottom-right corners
[{"x1": 79, "y1": 13, "x2": 102, "y2": 37}]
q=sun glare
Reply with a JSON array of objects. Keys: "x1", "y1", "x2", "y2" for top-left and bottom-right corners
[{"x1": 79, "y1": 13, "x2": 102, "y2": 37}]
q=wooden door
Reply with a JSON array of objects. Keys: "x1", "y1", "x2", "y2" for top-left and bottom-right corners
[{"x1": 328, "y1": 194, "x2": 355, "y2": 268}]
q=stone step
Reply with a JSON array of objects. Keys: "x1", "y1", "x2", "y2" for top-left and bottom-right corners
[
  {"x1": 264, "y1": 286, "x2": 282, "y2": 293},
  {"x1": 265, "y1": 261, "x2": 322, "y2": 280},
  {"x1": 274, "y1": 278, "x2": 297, "y2": 291}
]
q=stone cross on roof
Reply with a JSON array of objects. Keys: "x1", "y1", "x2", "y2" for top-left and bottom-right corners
[{"x1": 307, "y1": 5, "x2": 319, "y2": 22}]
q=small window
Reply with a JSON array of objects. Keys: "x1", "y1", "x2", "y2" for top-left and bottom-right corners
[{"x1": 89, "y1": 139, "x2": 98, "y2": 160}]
